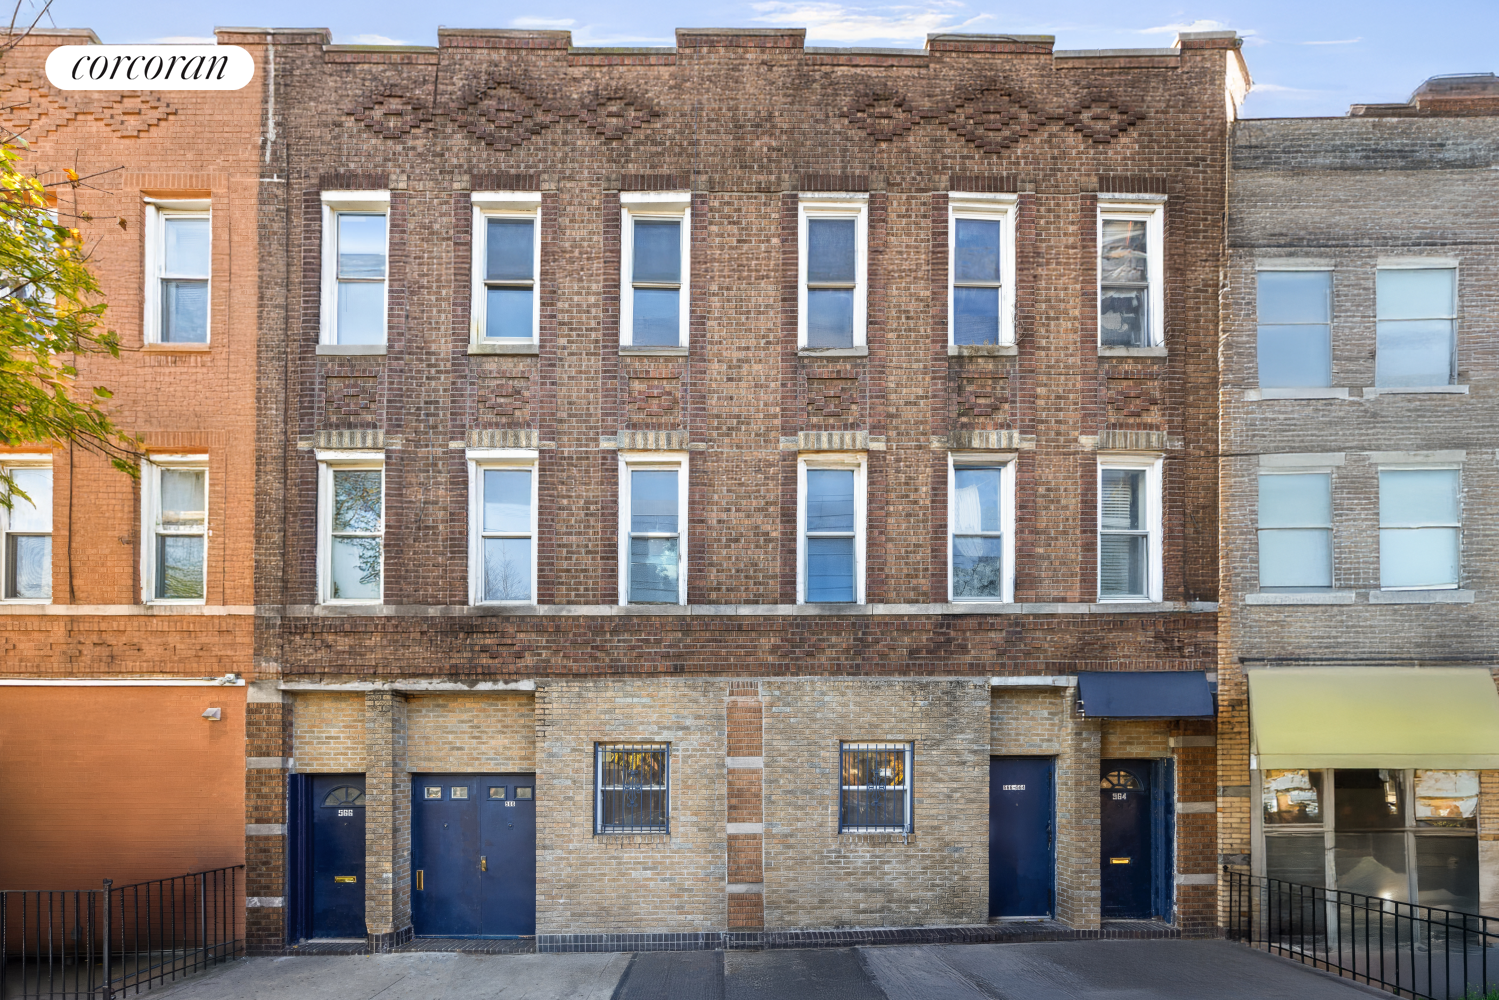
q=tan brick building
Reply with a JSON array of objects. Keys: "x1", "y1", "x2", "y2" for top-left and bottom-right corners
[
  {"x1": 250, "y1": 26, "x2": 1247, "y2": 950},
  {"x1": 0, "y1": 30, "x2": 265, "y2": 893},
  {"x1": 1219, "y1": 75, "x2": 1499, "y2": 917}
]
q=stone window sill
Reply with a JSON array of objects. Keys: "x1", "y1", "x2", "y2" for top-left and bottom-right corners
[
  {"x1": 1099, "y1": 346, "x2": 1167, "y2": 358},
  {"x1": 1369, "y1": 589, "x2": 1474, "y2": 604},
  {"x1": 798, "y1": 346, "x2": 868, "y2": 357},
  {"x1": 1363, "y1": 385, "x2": 1468, "y2": 397},
  {"x1": 470, "y1": 341, "x2": 538, "y2": 355},
  {"x1": 949, "y1": 344, "x2": 1017, "y2": 357},
  {"x1": 1245, "y1": 591, "x2": 1355, "y2": 605},
  {"x1": 1244, "y1": 387, "x2": 1350, "y2": 401},
  {"x1": 317, "y1": 344, "x2": 386, "y2": 356},
  {"x1": 142, "y1": 342, "x2": 211, "y2": 353},
  {"x1": 619, "y1": 345, "x2": 688, "y2": 356}
]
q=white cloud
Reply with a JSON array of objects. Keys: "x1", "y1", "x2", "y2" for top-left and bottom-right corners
[
  {"x1": 336, "y1": 33, "x2": 409, "y2": 46},
  {"x1": 150, "y1": 35, "x2": 218, "y2": 43},
  {"x1": 750, "y1": 1, "x2": 992, "y2": 44},
  {"x1": 1138, "y1": 18, "x2": 1229, "y2": 34},
  {"x1": 1301, "y1": 37, "x2": 1361, "y2": 45},
  {"x1": 1249, "y1": 82, "x2": 1325, "y2": 97},
  {"x1": 510, "y1": 16, "x2": 576, "y2": 29}
]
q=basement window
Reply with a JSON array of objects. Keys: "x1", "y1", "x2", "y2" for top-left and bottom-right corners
[
  {"x1": 840, "y1": 743, "x2": 912, "y2": 833},
  {"x1": 596, "y1": 743, "x2": 669, "y2": 834}
]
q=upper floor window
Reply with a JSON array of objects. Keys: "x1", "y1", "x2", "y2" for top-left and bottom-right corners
[
  {"x1": 1097, "y1": 199, "x2": 1164, "y2": 349},
  {"x1": 471, "y1": 193, "x2": 539, "y2": 346},
  {"x1": 620, "y1": 193, "x2": 690, "y2": 349},
  {"x1": 799, "y1": 456, "x2": 865, "y2": 604},
  {"x1": 1258, "y1": 472, "x2": 1332, "y2": 591},
  {"x1": 619, "y1": 457, "x2": 686, "y2": 605},
  {"x1": 798, "y1": 196, "x2": 867, "y2": 350},
  {"x1": 141, "y1": 457, "x2": 207, "y2": 603},
  {"x1": 948, "y1": 195, "x2": 1016, "y2": 347},
  {"x1": 1257, "y1": 269, "x2": 1331, "y2": 388},
  {"x1": 949, "y1": 456, "x2": 1014, "y2": 602},
  {"x1": 1097, "y1": 457, "x2": 1163, "y2": 602},
  {"x1": 1, "y1": 460, "x2": 51, "y2": 601},
  {"x1": 1379, "y1": 468, "x2": 1460, "y2": 590},
  {"x1": 320, "y1": 192, "x2": 389, "y2": 346},
  {"x1": 318, "y1": 454, "x2": 383, "y2": 603},
  {"x1": 468, "y1": 451, "x2": 536, "y2": 604},
  {"x1": 1376, "y1": 267, "x2": 1455, "y2": 387},
  {"x1": 144, "y1": 199, "x2": 210, "y2": 344}
]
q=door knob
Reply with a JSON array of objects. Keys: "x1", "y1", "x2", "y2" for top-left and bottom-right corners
[{"x1": 480, "y1": 856, "x2": 487, "y2": 872}]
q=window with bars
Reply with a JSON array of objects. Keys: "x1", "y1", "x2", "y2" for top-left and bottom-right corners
[
  {"x1": 1376, "y1": 268, "x2": 1456, "y2": 387},
  {"x1": 1257, "y1": 269, "x2": 1331, "y2": 388},
  {"x1": 2, "y1": 462, "x2": 50, "y2": 601},
  {"x1": 1098, "y1": 459, "x2": 1160, "y2": 601},
  {"x1": 1257, "y1": 472, "x2": 1333, "y2": 591},
  {"x1": 596, "y1": 743, "x2": 669, "y2": 834},
  {"x1": 1379, "y1": 468, "x2": 1460, "y2": 590},
  {"x1": 839, "y1": 743, "x2": 912, "y2": 833}
]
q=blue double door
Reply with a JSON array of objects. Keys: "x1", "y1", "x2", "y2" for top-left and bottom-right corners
[
  {"x1": 411, "y1": 774, "x2": 536, "y2": 937},
  {"x1": 989, "y1": 757, "x2": 1055, "y2": 918}
]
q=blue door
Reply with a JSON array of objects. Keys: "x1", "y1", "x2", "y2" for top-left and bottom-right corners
[
  {"x1": 412, "y1": 774, "x2": 536, "y2": 937},
  {"x1": 309, "y1": 775, "x2": 365, "y2": 938},
  {"x1": 1100, "y1": 759, "x2": 1152, "y2": 919},
  {"x1": 989, "y1": 757, "x2": 1055, "y2": 917}
]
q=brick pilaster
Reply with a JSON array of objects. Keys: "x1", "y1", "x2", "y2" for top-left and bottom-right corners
[
  {"x1": 245, "y1": 680, "x2": 290, "y2": 954},
  {"x1": 727, "y1": 681, "x2": 764, "y2": 929},
  {"x1": 364, "y1": 689, "x2": 411, "y2": 950}
]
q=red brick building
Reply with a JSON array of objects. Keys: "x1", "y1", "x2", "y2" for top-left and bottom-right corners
[
  {"x1": 243, "y1": 25, "x2": 1247, "y2": 951},
  {"x1": 0, "y1": 29, "x2": 265, "y2": 894}
]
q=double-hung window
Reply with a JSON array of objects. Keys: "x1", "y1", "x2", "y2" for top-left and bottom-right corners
[
  {"x1": 619, "y1": 456, "x2": 686, "y2": 605},
  {"x1": 144, "y1": 199, "x2": 211, "y2": 344},
  {"x1": 1097, "y1": 457, "x2": 1163, "y2": 602},
  {"x1": 620, "y1": 193, "x2": 690, "y2": 349},
  {"x1": 1376, "y1": 267, "x2": 1456, "y2": 387},
  {"x1": 2, "y1": 459, "x2": 51, "y2": 601},
  {"x1": 596, "y1": 743, "x2": 669, "y2": 834},
  {"x1": 949, "y1": 456, "x2": 1014, "y2": 602},
  {"x1": 799, "y1": 196, "x2": 867, "y2": 350},
  {"x1": 1097, "y1": 199, "x2": 1165, "y2": 349},
  {"x1": 472, "y1": 193, "x2": 540, "y2": 347},
  {"x1": 840, "y1": 743, "x2": 912, "y2": 834},
  {"x1": 142, "y1": 457, "x2": 207, "y2": 603},
  {"x1": 1257, "y1": 269, "x2": 1331, "y2": 387},
  {"x1": 1379, "y1": 467, "x2": 1460, "y2": 590},
  {"x1": 799, "y1": 456, "x2": 865, "y2": 604},
  {"x1": 469, "y1": 451, "x2": 536, "y2": 604},
  {"x1": 320, "y1": 192, "x2": 389, "y2": 347},
  {"x1": 1257, "y1": 473, "x2": 1333, "y2": 591},
  {"x1": 318, "y1": 454, "x2": 384, "y2": 603},
  {"x1": 948, "y1": 195, "x2": 1016, "y2": 347}
]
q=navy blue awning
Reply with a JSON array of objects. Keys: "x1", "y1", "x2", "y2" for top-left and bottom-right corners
[{"x1": 1076, "y1": 671, "x2": 1214, "y2": 719}]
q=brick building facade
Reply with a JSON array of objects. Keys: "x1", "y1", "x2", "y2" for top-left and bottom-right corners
[
  {"x1": 249, "y1": 26, "x2": 1247, "y2": 950},
  {"x1": 1219, "y1": 75, "x2": 1499, "y2": 917},
  {"x1": 0, "y1": 30, "x2": 265, "y2": 891}
]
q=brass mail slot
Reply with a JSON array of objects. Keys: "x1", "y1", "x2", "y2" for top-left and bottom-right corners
[
  {"x1": 1109, "y1": 858, "x2": 1132, "y2": 865},
  {"x1": 334, "y1": 875, "x2": 357, "y2": 883},
  {"x1": 415, "y1": 870, "x2": 424, "y2": 891}
]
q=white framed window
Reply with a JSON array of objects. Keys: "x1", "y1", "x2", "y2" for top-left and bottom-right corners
[
  {"x1": 143, "y1": 198, "x2": 211, "y2": 344},
  {"x1": 620, "y1": 192, "x2": 690, "y2": 349},
  {"x1": 1256, "y1": 268, "x2": 1331, "y2": 388},
  {"x1": 471, "y1": 192, "x2": 540, "y2": 345},
  {"x1": 1257, "y1": 472, "x2": 1333, "y2": 591},
  {"x1": 320, "y1": 191, "x2": 390, "y2": 346},
  {"x1": 797, "y1": 454, "x2": 866, "y2": 604},
  {"x1": 1379, "y1": 466, "x2": 1460, "y2": 590},
  {"x1": 618, "y1": 453, "x2": 687, "y2": 605},
  {"x1": 1097, "y1": 455, "x2": 1163, "y2": 602},
  {"x1": 141, "y1": 455, "x2": 208, "y2": 604},
  {"x1": 798, "y1": 195, "x2": 868, "y2": 349},
  {"x1": 948, "y1": 194, "x2": 1016, "y2": 347},
  {"x1": 948, "y1": 454, "x2": 1015, "y2": 602},
  {"x1": 468, "y1": 449, "x2": 537, "y2": 604},
  {"x1": 840, "y1": 742, "x2": 912, "y2": 834},
  {"x1": 1376, "y1": 266, "x2": 1456, "y2": 387},
  {"x1": 1097, "y1": 198, "x2": 1165, "y2": 349},
  {"x1": 595, "y1": 743, "x2": 670, "y2": 834},
  {"x1": 1, "y1": 457, "x2": 51, "y2": 602},
  {"x1": 316, "y1": 451, "x2": 384, "y2": 604}
]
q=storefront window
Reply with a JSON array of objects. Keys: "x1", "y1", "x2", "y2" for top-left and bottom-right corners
[
  {"x1": 1414, "y1": 770, "x2": 1479, "y2": 829},
  {"x1": 1333, "y1": 768, "x2": 1403, "y2": 829},
  {"x1": 1262, "y1": 769, "x2": 1322, "y2": 825}
]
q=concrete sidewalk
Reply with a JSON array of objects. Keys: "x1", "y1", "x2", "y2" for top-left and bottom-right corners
[{"x1": 148, "y1": 940, "x2": 1389, "y2": 1000}]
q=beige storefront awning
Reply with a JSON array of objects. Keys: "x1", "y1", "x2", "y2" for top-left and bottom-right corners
[{"x1": 1249, "y1": 667, "x2": 1499, "y2": 770}]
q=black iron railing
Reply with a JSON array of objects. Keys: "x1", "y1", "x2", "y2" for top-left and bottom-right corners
[
  {"x1": 1224, "y1": 866, "x2": 1499, "y2": 1000},
  {"x1": 1, "y1": 866, "x2": 243, "y2": 999}
]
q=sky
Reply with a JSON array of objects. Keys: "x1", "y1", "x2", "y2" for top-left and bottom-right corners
[{"x1": 31, "y1": 0, "x2": 1499, "y2": 118}]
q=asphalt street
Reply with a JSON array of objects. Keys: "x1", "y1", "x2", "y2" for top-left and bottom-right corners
[{"x1": 147, "y1": 939, "x2": 1389, "y2": 999}]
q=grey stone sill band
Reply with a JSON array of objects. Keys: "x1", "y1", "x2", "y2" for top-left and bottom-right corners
[
  {"x1": 246, "y1": 897, "x2": 285, "y2": 908},
  {"x1": 726, "y1": 824, "x2": 764, "y2": 835},
  {"x1": 0, "y1": 604, "x2": 255, "y2": 615},
  {"x1": 620, "y1": 345, "x2": 688, "y2": 356},
  {"x1": 267, "y1": 601, "x2": 1219, "y2": 618},
  {"x1": 247, "y1": 823, "x2": 287, "y2": 836},
  {"x1": 1246, "y1": 591, "x2": 1474, "y2": 605},
  {"x1": 798, "y1": 346, "x2": 868, "y2": 357},
  {"x1": 1098, "y1": 346, "x2": 1167, "y2": 358},
  {"x1": 949, "y1": 344, "x2": 1017, "y2": 356},
  {"x1": 1242, "y1": 386, "x2": 1468, "y2": 401},
  {"x1": 726, "y1": 882, "x2": 764, "y2": 893},
  {"x1": 315, "y1": 344, "x2": 386, "y2": 356},
  {"x1": 470, "y1": 341, "x2": 538, "y2": 355}
]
